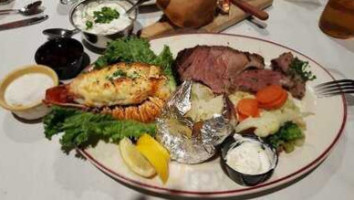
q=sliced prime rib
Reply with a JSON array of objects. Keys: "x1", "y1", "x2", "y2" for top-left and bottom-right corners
[
  {"x1": 271, "y1": 52, "x2": 294, "y2": 74},
  {"x1": 271, "y1": 52, "x2": 306, "y2": 99},
  {"x1": 287, "y1": 75, "x2": 306, "y2": 99},
  {"x1": 175, "y1": 46, "x2": 265, "y2": 94},
  {"x1": 175, "y1": 46, "x2": 307, "y2": 99},
  {"x1": 231, "y1": 69, "x2": 292, "y2": 93}
]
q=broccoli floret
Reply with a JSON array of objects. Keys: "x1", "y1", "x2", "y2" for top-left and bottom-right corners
[
  {"x1": 265, "y1": 122, "x2": 304, "y2": 151},
  {"x1": 278, "y1": 122, "x2": 303, "y2": 141}
]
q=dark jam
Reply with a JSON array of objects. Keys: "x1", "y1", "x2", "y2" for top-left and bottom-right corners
[{"x1": 35, "y1": 38, "x2": 84, "y2": 80}]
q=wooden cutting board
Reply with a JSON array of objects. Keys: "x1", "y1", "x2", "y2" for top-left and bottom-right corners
[{"x1": 139, "y1": 0, "x2": 273, "y2": 39}]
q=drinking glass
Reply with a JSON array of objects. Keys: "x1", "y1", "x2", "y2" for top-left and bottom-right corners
[{"x1": 319, "y1": 0, "x2": 354, "y2": 39}]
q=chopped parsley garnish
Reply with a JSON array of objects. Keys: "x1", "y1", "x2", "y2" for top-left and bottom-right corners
[
  {"x1": 85, "y1": 20, "x2": 93, "y2": 30},
  {"x1": 128, "y1": 71, "x2": 140, "y2": 79},
  {"x1": 85, "y1": 7, "x2": 120, "y2": 30},
  {"x1": 93, "y1": 7, "x2": 120, "y2": 24},
  {"x1": 106, "y1": 69, "x2": 127, "y2": 81},
  {"x1": 290, "y1": 57, "x2": 316, "y2": 81},
  {"x1": 112, "y1": 69, "x2": 126, "y2": 77},
  {"x1": 106, "y1": 69, "x2": 142, "y2": 82}
]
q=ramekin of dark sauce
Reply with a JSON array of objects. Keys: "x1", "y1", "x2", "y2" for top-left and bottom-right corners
[{"x1": 35, "y1": 38, "x2": 84, "y2": 80}]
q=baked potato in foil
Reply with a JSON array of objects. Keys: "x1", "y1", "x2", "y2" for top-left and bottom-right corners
[{"x1": 156, "y1": 81, "x2": 233, "y2": 164}]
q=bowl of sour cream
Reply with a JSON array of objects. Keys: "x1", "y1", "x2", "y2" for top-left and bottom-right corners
[
  {"x1": 220, "y1": 134, "x2": 278, "y2": 186},
  {"x1": 0, "y1": 65, "x2": 59, "y2": 120},
  {"x1": 70, "y1": 0, "x2": 137, "y2": 49}
]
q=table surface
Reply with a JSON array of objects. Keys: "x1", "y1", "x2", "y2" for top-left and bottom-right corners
[{"x1": 0, "y1": 0, "x2": 353, "y2": 200}]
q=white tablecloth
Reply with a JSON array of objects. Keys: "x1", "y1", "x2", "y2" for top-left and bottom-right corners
[{"x1": 0, "y1": 0, "x2": 353, "y2": 199}]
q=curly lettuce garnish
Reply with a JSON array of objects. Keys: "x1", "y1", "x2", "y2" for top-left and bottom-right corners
[{"x1": 44, "y1": 106, "x2": 156, "y2": 152}]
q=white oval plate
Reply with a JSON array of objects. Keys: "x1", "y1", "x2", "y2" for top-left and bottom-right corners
[{"x1": 79, "y1": 33, "x2": 347, "y2": 198}]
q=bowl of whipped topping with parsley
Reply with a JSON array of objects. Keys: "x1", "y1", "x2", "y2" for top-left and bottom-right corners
[{"x1": 70, "y1": 0, "x2": 137, "y2": 49}]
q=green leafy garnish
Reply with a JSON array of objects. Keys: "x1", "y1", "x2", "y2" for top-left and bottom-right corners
[
  {"x1": 94, "y1": 36, "x2": 176, "y2": 89},
  {"x1": 265, "y1": 121, "x2": 304, "y2": 153},
  {"x1": 86, "y1": 20, "x2": 93, "y2": 30},
  {"x1": 44, "y1": 106, "x2": 156, "y2": 152},
  {"x1": 153, "y1": 45, "x2": 175, "y2": 78},
  {"x1": 96, "y1": 37, "x2": 158, "y2": 68},
  {"x1": 290, "y1": 57, "x2": 316, "y2": 81},
  {"x1": 93, "y1": 7, "x2": 120, "y2": 24}
]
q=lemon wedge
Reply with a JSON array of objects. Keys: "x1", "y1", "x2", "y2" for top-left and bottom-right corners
[
  {"x1": 136, "y1": 134, "x2": 170, "y2": 183},
  {"x1": 137, "y1": 133, "x2": 170, "y2": 161},
  {"x1": 136, "y1": 144, "x2": 169, "y2": 183},
  {"x1": 119, "y1": 137, "x2": 156, "y2": 178}
]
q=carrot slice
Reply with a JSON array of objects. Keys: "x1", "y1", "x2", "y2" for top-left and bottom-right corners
[
  {"x1": 260, "y1": 90, "x2": 288, "y2": 109},
  {"x1": 237, "y1": 98, "x2": 260, "y2": 118},
  {"x1": 238, "y1": 113, "x2": 248, "y2": 121},
  {"x1": 256, "y1": 85, "x2": 284, "y2": 105}
]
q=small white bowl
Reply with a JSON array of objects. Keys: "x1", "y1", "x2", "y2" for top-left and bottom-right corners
[{"x1": 0, "y1": 65, "x2": 59, "y2": 120}]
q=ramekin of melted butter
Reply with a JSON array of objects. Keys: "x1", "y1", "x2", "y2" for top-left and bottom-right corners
[{"x1": 0, "y1": 65, "x2": 58, "y2": 120}]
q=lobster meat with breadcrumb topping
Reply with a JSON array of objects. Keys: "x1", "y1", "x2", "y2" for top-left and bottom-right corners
[{"x1": 44, "y1": 62, "x2": 174, "y2": 123}]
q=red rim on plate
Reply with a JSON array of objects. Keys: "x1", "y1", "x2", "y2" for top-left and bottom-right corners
[{"x1": 79, "y1": 33, "x2": 347, "y2": 198}]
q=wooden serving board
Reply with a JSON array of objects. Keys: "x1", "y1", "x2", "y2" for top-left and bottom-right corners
[{"x1": 139, "y1": 0, "x2": 273, "y2": 39}]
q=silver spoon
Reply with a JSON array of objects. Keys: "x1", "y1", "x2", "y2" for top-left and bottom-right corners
[
  {"x1": 42, "y1": 28, "x2": 80, "y2": 39},
  {"x1": 126, "y1": 0, "x2": 150, "y2": 14},
  {"x1": 0, "y1": 1, "x2": 43, "y2": 16}
]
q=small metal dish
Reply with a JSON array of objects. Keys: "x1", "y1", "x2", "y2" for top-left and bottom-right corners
[
  {"x1": 220, "y1": 134, "x2": 278, "y2": 186},
  {"x1": 69, "y1": 0, "x2": 137, "y2": 49}
]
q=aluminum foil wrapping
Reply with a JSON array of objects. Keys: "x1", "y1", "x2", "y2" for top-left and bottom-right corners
[{"x1": 156, "y1": 81, "x2": 233, "y2": 164}]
